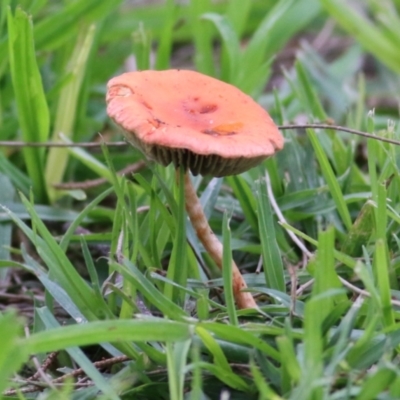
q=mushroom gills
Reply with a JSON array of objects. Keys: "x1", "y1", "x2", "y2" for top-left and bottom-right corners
[{"x1": 135, "y1": 142, "x2": 267, "y2": 177}]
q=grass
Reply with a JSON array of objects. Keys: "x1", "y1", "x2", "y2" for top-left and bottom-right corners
[{"x1": 2, "y1": 0, "x2": 400, "y2": 398}]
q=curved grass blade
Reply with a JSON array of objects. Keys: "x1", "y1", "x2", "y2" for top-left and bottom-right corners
[
  {"x1": 321, "y1": 0, "x2": 400, "y2": 73},
  {"x1": 155, "y1": 0, "x2": 176, "y2": 69},
  {"x1": 198, "y1": 322, "x2": 281, "y2": 361},
  {"x1": 189, "y1": 0, "x2": 215, "y2": 76},
  {"x1": 25, "y1": 318, "x2": 192, "y2": 354},
  {"x1": 45, "y1": 24, "x2": 96, "y2": 202},
  {"x1": 201, "y1": 13, "x2": 240, "y2": 82},
  {"x1": 112, "y1": 259, "x2": 187, "y2": 320}
]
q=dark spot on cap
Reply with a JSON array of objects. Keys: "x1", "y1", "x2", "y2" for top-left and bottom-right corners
[
  {"x1": 183, "y1": 98, "x2": 217, "y2": 115},
  {"x1": 199, "y1": 104, "x2": 217, "y2": 114}
]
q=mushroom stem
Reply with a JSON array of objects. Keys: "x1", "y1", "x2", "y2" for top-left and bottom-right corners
[{"x1": 183, "y1": 171, "x2": 258, "y2": 309}]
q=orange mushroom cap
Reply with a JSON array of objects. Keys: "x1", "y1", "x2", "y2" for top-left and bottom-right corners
[{"x1": 106, "y1": 69, "x2": 284, "y2": 177}]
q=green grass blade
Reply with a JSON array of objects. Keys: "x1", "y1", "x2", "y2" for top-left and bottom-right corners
[
  {"x1": 321, "y1": 0, "x2": 400, "y2": 73},
  {"x1": 306, "y1": 128, "x2": 352, "y2": 230},
  {"x1": 80, "y1": 236, "x2": 101, "y2": 295},
  {"x1": 135, "y1": 172, "x2": 175, "y2": 234},
  {"x1": 0, "y1": 151, "x2": 31, "y2": 194},
  {"x1": 154, "y1": 0, "x2": 176, "y2": 70},
  {"x1": 45, "y1": 24, "x2": 96, "y2": 202},
  {"x1": 313, "y1": 227, "x2": 346, "y2": 314},
  {"x1": 238, "y1": 0, "x2": 321, "y2": 95},
  {"x1": 341, "y1": 200, "x2": 374, "y2": 256},
  {"x1": 374, "y1": 182, "x2": 387, "y2": 244},
  {"x1": 188, "y1": 342, "x2": 204, "y2": 399},
  {"x1": 132, "y1": 22, "x2": 152, "y2": 70},
  {"x1": 226, "y1": 175, "x2": 258, "y2": 233},
  {"x1": 126, "y1": 181, "x2": 140, "y2": 263},
  {"x1": 295, "y1": 298, "x2": 324, "y2": 399},
  {"x1": 37, "y1": 307, "x2": 120, "y2": 400},
  {"x1": 222, "y1": 211, "x2": 238, "y2": 325},
  {"x1": 366, "y1": 113, "x2": 379, "y2": 202},
  {"x1": 195, "y1": 326, "x2": 233, "y2": 373},
  {"x1": 225, "y1": 0, "x2": 252, "y2": 36},
  {"x1": 356, "y1": 368, "x2": 397, "y2": 400},
  {"x1": 195, "y1": 361, "x2": 249, "y2": 392},
  {"x1": 65, "y1": 138, "x2": 115, "y2": 181},
  {"x1": 199, "y1": 322, "x2": 281, "y2": 361},
  {"x1": 375, "y1": 239, "x2": 394, "y2": 328},
  {"x1": 167, "y1": 339, "x2": 191, "y2": 400},
  {"x1": 25, "y1": 319, "x2": 192, "y2": 354},
  {"x1": 280, "y1": 221, "x2": 356, "y2": 269},
  {"x1": 190, "y1": 0, "x2": 215, "y2": 76},
  {"x1": 0, "y1": 174, "x2": 14, "y2": 280},
  {"x1": 202, "y1": 13, "x2": 240, "y2": 82},
  {"x1": 0, "y1": 312, "x2": 28, "y2": 394},
  {"x1": 149, "y1": 177, "x2": 162, "y2": 269},
  {"x1": 256, "y1": 171, "x2": 285, "y2": 291},
  {"x1": 7, "y1": 7, "x2": 49, "y2": 202},
  {"x1": 2, "y1": 195, "x2": 111, "y2": 320},
  {"x1": 295, "y1": 61, "x2": 327, "y2": 120},
  {"x1": 33, "y1": 0, "x2": 122, "y2": 51},
  {"x1": 164, "y1": 167, "x2": 187, "y2": 303},
  {"x1": 23, "y1": 252, "x2": 86, "y2": 321},
  {"x1": 112, "y1": 259, "x2": 187, "y2": 320},
  {"x1": 0, "y1": 0, "x2": 11, "y2": 35},
  {"x1": 250, "y1": 358, "x2": 283, "y2": 400},
  {"x1": 276, "y1": 336, "x2": 301, "y2": 387},
  {"x1": 59, "y1": 187, "x2": 114, "y2": 251}
]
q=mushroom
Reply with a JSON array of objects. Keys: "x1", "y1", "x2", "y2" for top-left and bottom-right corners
[{"x1": 106, "y1": 69, "x2": 284, "y2": 309}]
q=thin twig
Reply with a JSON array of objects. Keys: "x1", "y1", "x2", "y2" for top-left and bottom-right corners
[
  {"x1": 116, "y1": 229, "x2": 124, "y2": 265},
  {"x1": 296, "y1": 279, "x2": 315, "y2": 296},
  {"x1": 265, "y1": 172, "x2": 312, "y2": 258},
  {"x1": 0, "y1": 292, "x2": 45, "y2": 302},
  {"x1": 4, "y1": 381, "x2": 95, "y2": 396},
  {"x1": 0, "y1": 140, "x2": 128, "y2": 148},
  {"x1": 27, "y1": 352, "x2": 59, "y2": 383},
  {"x1": 24, "y1": 327, "x2": 56, "y2": 390},
  {"x1": 265, "y1": 172, "x2": 311, "y2": 309},
  {"x1": 51, "y1": 355, "x2": 130, "y2": 385},
  {"x1": 338, "y1": 277, "x2": 400, "y2": 307},
  {"x1": 279, "y1": 123, "x2": 400, "y2": 146},
  {"x1": 255, "y1": 256, "x2": 263, "y2": 274},
  {"x1": 287, "y1": 264, "x2": 298, "y2": 318},
  {"x1": 4, "y1": 356, "x2": 130, "y2": 396},
  {"x1": 0, "y1": 123, "x2": 399, "y2": 148}
]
